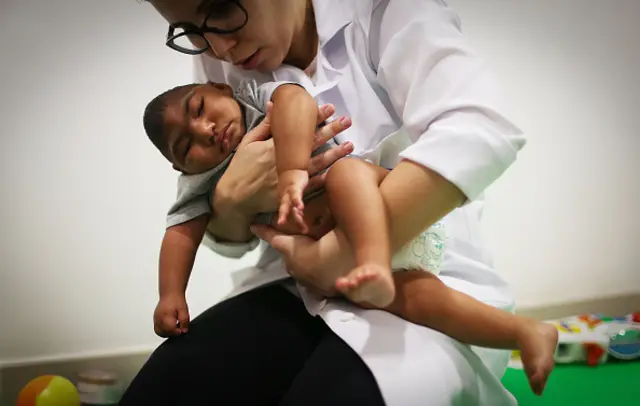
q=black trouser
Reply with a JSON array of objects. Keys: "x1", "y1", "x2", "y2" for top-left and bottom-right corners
[{"x1": 119, "y1": 285, "x2": 386, "y2": 405}]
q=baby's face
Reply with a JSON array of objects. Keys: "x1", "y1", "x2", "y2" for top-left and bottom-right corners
[{"x1": 163, "y1": 83, "x2": 246, "y2": 174}]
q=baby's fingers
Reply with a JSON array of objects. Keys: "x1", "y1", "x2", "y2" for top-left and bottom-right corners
[
  {"x1": 162, "y1": 314, "x2": 180, "y2": 336},
  {"x1": 292, "y1": 188, "x2": 305, "y2": 211},
  {"x1": 177, "y1": 308, "x2": 190, "y2": 334},
  {"x1": 278, "y1": 195, "x2": 292, "y2": 225},
  {"x1": 293, "y1": 207, "x2": 307, "y2": 234}
]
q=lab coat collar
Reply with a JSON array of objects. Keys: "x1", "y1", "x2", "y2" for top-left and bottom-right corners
[{"x1": 312, "y1": 0, "x2": 353, "y2": 48}]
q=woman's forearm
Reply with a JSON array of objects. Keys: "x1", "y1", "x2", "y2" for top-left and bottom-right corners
[
  {"x1": 380, "y1": 160, "x2": 465, "y2": 252},
  {"x1": 317, "y1": 159, "x2": 464, "y2": 278},
  {"x1": 207, "y1": 191, "x2": 255, "y2": 243}
]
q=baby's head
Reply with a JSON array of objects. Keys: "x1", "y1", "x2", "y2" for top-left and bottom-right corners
[{"x1": 143, "y1": 82, "x2": 247, "y2": 174}]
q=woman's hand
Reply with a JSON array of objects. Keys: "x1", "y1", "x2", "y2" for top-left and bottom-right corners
[
  {"x1": 214, "y1": 103, "x2": 354, "y2": 218},
  {"x1": 250, "y1": 225, "x2": 354, "y2": 297}
]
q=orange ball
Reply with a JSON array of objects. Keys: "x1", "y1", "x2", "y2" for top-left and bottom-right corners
[{"x1": 16, "y1": 375, "x2": 80, "y2": 406}]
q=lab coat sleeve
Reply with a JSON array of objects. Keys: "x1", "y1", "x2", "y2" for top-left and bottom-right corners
[
  {"x1": 192, "y1": 55, "x2": 261, "y2": 258},
  {"x1": 374, "y1": 0, "x2": 526, "y2": 201}
]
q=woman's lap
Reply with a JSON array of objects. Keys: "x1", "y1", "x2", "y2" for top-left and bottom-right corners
[
  {"x1": 322, "y1": 299, "x2": 515, "y2": 405},
  {"x1": 279, "y1": 326, "x2": 386, "y2": 406},
  {"x1": 119, "y1": 285, "x2": 385, "y2": 405}
]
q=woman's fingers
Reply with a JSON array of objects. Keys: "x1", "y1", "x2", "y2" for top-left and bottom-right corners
[
  {"x1": 308, "y1": 115, "x2": 353, "y2": 176},
  {"x1": 308, "y1": 141, "x2": 353, "y2": 176},
  {"x1": 316, "y1": 103, "x2": 335, "y2": 125},
  {"x1": 250, "y1": 225, "x2": 294, "y2": 257},
  {"x1": 305, "y1": 171, "x2": 327, "y2": 193},
  {"x1": 312, "y1": 116, "x2": 352, "y2": 150}
]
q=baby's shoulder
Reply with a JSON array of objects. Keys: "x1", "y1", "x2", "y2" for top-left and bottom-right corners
[{"x1": 175, "y1": 160, "x2": 231, "y2": 197}]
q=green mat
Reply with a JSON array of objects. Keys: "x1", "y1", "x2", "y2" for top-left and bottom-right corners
[{"x1": 502, "y1": 363, "x2": 640, "y2": 405}]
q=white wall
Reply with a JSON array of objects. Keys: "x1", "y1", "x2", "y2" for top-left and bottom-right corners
[
  {"x1": 0, "y1": 0, "x2": 260, "y2": 364},
  {"x1": 0, "y1": 0, "x2": 638, "y2": 363},
  {"x1": 448, "y1": 0, "x2": 640, "y2": 307}
]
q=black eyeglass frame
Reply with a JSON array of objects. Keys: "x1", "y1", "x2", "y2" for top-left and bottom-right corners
[{"x1": 165, "y1": 0, "x2": 248, "y2": 55}]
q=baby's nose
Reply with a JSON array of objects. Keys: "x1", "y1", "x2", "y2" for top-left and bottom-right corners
[{"x1": 193, "y1": 121, "x2": 216, "y2": 144}]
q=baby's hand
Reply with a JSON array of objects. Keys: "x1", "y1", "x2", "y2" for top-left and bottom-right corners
[
  {"x1": 153, "y1": 294, "x2": 190, "y2": 337},
  {"x1": 277, "y1": 169, "x2": 309, "y2": 232}
]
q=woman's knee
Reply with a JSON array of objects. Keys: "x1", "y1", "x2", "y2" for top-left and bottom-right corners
[
  {"x1": 389, "y1": 327, "x2": 509, "y2": 405},
  {"x1": 280, "y1": 330, "x2": 386, "y2": 406}
]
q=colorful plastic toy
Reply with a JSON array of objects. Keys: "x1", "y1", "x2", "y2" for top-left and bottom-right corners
[
  {"x1": 16, "y1": 375, "x2": 80, "y2": 406},
  {"x1": 510, "y1": 312, "x2": 640, "y2": 368},
  {"x1": 551, "y1": 313, "x2": 640, "y2": 366}
]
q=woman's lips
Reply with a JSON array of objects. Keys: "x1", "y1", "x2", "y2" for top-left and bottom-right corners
[{"x1": 237, "y1": 50, "x2": 260, "y2": 70}]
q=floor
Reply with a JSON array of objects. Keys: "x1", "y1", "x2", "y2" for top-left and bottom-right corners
[{"x1": 502, "y1": 362, "x2": 640, "y2": 405}]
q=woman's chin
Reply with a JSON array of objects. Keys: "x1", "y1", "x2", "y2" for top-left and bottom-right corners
[{"x1": 258, "y1": 51, "x2": 284, "y2": 71}]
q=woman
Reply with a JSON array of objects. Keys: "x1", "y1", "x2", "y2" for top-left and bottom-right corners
[{"x1": 122, "y1": 0, "x2": 526, "y2": 404}]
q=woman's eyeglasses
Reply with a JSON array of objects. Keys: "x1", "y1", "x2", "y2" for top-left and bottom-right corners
[{"x1": 165, "y1": 0, "x2": 248, "y2": 55}]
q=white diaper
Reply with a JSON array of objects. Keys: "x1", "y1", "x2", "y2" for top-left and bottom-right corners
[{"x1": 390, "y1": 221, "x2": 446, "y2": 274}]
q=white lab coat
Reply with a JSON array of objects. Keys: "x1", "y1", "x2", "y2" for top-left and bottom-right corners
[{"x1": 196, "y1": 0, "x2": 526, "y2": 404}]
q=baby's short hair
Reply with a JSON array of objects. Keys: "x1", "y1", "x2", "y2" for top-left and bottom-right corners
[{"x1": 143, "y1": 83, "x2": 199, "y2": 157}]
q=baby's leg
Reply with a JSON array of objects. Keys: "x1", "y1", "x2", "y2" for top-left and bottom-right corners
[
  {"x1": 376, "y1": 271, "x2": 558, "y2": 396},
  {"x1": 325, "y1": 158, "x2": 395, "y2": 307}
]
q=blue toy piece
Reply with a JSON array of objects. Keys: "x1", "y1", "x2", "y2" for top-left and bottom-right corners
[{"x1": 607, "y1": 323, "x2": 640, "y2": 360}]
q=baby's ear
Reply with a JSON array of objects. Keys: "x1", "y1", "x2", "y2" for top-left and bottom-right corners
[{"x1": 172, "y1": 164, "x2": 182, "y2": 173}]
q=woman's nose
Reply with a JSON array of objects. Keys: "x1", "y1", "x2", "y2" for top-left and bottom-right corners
[{"x1": 203, "y1": 33, "x2": 237, "y2": 61}]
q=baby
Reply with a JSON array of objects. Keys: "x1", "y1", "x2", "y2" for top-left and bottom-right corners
[{"x1": 143, "y1": 80, "x2": 558, "y2": 395}]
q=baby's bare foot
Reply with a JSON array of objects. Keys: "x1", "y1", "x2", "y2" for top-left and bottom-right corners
[
  {"x1": 335, "y1": 263, "x2": 395, "y2": 307},
  {"x1": 517, "y1": 321, "x2": 558, "y2": 396}
]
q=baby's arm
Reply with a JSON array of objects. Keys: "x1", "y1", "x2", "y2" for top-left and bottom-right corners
[
  {"x1": 154, "y1": 214, "x2": 209, "y2": 336},
  {"x1": 270, "y1": 84, "x2": 318, "y2": 230}
]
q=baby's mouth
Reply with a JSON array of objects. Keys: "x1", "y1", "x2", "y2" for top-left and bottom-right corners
[
  {"x1": 213, "y1": 122, "x2": 232, "y2": 154},
  {"x1": 211, "y1": 124, "x2": 226, "y2": 144},
  {"x1": 222, "y1": 122, "x2": 231, "y2": 140}
]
